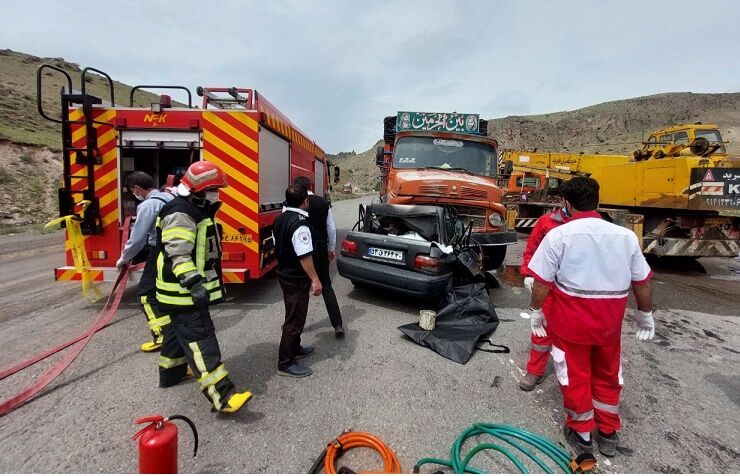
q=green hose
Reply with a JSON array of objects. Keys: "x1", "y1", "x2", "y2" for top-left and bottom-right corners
[{"x1": 414, "y1": 423, "x2": 576, "y2": 474}]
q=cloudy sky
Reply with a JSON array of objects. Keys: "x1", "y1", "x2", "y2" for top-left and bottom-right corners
[{"x1": 2, "y1": 0, "x2": 739, "y2": 153}]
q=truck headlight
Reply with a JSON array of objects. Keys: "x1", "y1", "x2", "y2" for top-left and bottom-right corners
[{"x1": 488, "y1": 213, "x2": 504, "y2": 227}]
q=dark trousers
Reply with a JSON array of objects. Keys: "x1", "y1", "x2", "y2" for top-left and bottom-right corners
[
  {"x1": 137, "y1": 246, "x2": 169, "y2": 341},
  {"x1": 159, "y1": 307, "x2": 236, "y2": 411},
  {"x1": 278, "y1": 277, "x2": 311, "y2": 370},
  {"x1": 313, "y1": 246, "x2": 343, "y2": 328}
]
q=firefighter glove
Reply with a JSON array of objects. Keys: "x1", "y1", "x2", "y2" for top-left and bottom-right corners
[
  {"x1": 523, "y1": 277, "x2": 535, "y2": 292},
  {"x1": 181, "y1": 274, "x2": 209, "y2": 309},
  {"x1": 631, "y1": 309, "x2": 655, "y2": 341},
  {"x1": 530, "y1": 308, "x2": 547, "y2": 337},
  {"x1": 190, "y1": 281, "x2": 209, "y2": 309}
]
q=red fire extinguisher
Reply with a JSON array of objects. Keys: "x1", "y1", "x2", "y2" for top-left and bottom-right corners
[{"x1": 132, "y1": 415, "x2": 198, "y2": 474}]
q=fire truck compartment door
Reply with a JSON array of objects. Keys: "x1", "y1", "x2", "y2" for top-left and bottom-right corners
[
  {"x1": 315, "y1": 160, "x2": 325, "y2": 195},
  {"x1": 259, "y1": 128, "x2": 290, "y2": 206},
  {"x1": 119, "y1": 130, "x2": 201, "y2": 148}
]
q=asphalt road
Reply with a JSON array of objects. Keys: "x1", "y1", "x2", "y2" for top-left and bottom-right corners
[{"x1": 0, "y1": 195, "x2": 738, "y2": 473}]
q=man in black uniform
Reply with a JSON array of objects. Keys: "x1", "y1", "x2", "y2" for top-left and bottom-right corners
[
  {"x1": 273, "y1": 185, "x2": 323, "y2": 378},
  {"x1": 294, "y1": 176, "x2": 344, "y2": 337}
]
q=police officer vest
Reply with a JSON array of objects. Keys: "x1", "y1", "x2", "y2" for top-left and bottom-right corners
[
  {"x1": 273, "y1": 210, "x2": 311, "y2": 281},
  {"x1": 307, "y1": 195, "x2": 330, "y2": 245},
  {"x1": 155, "y1": 197, "x2": 223, "y2": 308}
]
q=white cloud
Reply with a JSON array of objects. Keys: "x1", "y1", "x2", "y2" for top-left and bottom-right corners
[{"x1": 1, "y1": 0, "x2": 738, "y2": 152}]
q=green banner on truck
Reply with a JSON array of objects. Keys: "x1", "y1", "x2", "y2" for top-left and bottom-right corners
[{"x1": 396, "y1": 111, "x2": 479, "y2": 134}]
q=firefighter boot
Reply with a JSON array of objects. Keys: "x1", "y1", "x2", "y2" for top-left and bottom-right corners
[
  {"x1": 140, "y1": 335, "x2": 164, "y2": 352},
  {"x1": 218, "y1": 391, "x2": 253, "y2": 414}
]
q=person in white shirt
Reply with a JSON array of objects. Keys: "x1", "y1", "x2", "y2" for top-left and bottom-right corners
[
  {"x1": 527, "y1": 177, "x2": 655, "y2": 459},
  {"x1": 294, "y1": 176, "x2": 344, "y2": 337}
]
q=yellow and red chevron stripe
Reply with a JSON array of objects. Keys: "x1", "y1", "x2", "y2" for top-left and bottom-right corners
[
  {"x1": 262, "y1": 111, "x2": 325, "y2": 159},
  {"x1": 202, "y1": 111, "x2": 260, "y2": 254},
  {"x1": 66, "y1": 108, "x2": 119, "y2": 265},
  {"x1": 55, "y1": 268, "x2": 104, "y2": 282}
]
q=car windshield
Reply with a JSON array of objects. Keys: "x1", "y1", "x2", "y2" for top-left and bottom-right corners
[{"x1": 392, "y1": 136, "x2": 497, "y2": 177}]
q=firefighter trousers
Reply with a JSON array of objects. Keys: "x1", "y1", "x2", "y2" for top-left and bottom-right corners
[
  {"x1": 527, "y1": 333, "x2": 552, "y2": 376},
  {"x1": 550, "y1": 333, "x2": 623, "y2": 435},
  {"x1": 158, "y1": 307, "x2": 236, "y2": 411},
  {"x1": 137, "y1": 246, "x2": 170, "y2": 342}
]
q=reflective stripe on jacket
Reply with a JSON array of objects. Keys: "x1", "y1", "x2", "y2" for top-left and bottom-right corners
[{"x1": 155, "y1": 196, "x2": 223, "y2": 308}]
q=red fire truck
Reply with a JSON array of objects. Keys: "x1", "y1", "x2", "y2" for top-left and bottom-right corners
[{"x1": 37, "y1": 65, "x2": 332, "y2": 284}]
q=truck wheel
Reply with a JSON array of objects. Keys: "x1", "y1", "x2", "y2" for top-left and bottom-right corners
[{"x1": 482, "y1": 247, "x2": 507, "y2": 270}]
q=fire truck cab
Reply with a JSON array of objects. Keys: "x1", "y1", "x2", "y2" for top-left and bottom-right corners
[{"x1": 37, "y1": 64, "x2": 331, "y2": 284}]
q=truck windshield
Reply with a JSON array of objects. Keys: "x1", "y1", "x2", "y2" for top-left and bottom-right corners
[
  {"x1": 393, "y1": 137, "x2": 497, "y2": 177},
  {"x1": 695, "y1": 129, "x2": 726, "y2": 154}
]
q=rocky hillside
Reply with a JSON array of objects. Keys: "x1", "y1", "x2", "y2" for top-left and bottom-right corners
[
  {"x1": 0, "y1": 49, "x2": 167, "y2": 227},
  {"x1": 487, "y1": 92, "x2": 740, "y2": 155},
  {"x1": 2, "y1": 48, "x2": 739, "y2": 225},
  {"x1": 329, "y1": 92, "x2": 740, "y2": 193}
]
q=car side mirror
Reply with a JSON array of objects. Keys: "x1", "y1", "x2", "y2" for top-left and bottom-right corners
[
  {"x1": 376, "y1": 146, "x2": 384, "y2": 166},
  {"x1": 333, "y1": 166, "x2": 340, "y2": 184}
]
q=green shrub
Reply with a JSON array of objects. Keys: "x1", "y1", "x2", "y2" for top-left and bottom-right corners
[
  {"x1": 19, "y1": 153, "x2": 34, "y2": 164},
  {"x1": 0, "y1": 165, "x2": 12, "y2": 184}
]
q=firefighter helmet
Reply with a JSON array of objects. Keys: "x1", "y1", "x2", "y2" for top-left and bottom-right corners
[{"x1": 178, "y1": 162, "x2": 227, "y2": 195}]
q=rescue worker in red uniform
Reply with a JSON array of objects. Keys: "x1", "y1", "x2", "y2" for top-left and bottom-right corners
[
  {"x1": 527, "y1": 177, "x2": 655, "y2": 458},
  {"x1": 518, "y1": 207, "x2": 569, "y2": 391},
  {"x1": 155, "y1": 162, "x2": 252, "y2": 413}
]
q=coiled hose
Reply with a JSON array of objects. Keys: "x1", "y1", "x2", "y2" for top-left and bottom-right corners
[
  {"x1": 414, "y1": 423, "x2": 582, "y2": 474},
  {"x1": 309, "y1": 431, "x2": 401, "y2": 474}
]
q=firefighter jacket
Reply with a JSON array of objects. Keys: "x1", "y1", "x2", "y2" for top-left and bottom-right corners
[{"x1": 155, "y1": 196, "x2": 223, "y2": 309}]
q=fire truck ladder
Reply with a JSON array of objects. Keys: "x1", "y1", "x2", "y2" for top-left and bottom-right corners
[
  {"x1": 37, "y1": 65, "x2": 116, "y2": 234},
  {"x1": 196, "y1": 86, "x2": 253, "y2": 109}
]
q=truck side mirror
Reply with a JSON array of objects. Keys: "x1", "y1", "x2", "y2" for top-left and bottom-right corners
[
  {"x1": 333, "y1": 166, "x2": 340, "y2": 184},
  {"x1": 376, "y1": 146, "x2": 384, "y2": 166},
  {"x1": 503, "y1": 160, "x2": 514, "y2": 176}
]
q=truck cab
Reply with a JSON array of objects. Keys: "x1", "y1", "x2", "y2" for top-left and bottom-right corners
[
  {"x1": 635, "y1": 124, "x2": 727, "y2": 160},
  {"x1": 378, "y1": 112, "x2": 516, "y2": 269}
]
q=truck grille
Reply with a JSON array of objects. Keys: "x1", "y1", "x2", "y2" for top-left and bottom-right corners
[
  {"x1": 419, "y1": 184, "x2": 449, "y2": 196},
  {"x1": 459, "y1": 186, "x2": 487, "y2": 199},
  {"x1": 451, "y1": 205, "x2": 487, "y2": 228}
]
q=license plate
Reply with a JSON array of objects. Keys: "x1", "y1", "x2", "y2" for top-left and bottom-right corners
[
  {"x1": 368, "y1": 247, "x2": 404, "y2": 261},
  {"x1": 704, "y1": 217, "x2": 733, "y2": 226}
]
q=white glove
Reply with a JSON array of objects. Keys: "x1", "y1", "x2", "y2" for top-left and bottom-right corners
[
  {"x1": 115, "y1": 258, "x2": 128, "y2": 272},
  {"x1": 523, "y1": 277, "x2": 535, "y2": 292},
  {"x1": 630, "y1": 309, "x2": 655, "y2": 341},
  {"x1": 530, "y1": 308, "x2": 547, "y2": 337}
]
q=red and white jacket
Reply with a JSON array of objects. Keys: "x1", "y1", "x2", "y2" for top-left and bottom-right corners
[
  {"x1": 528, "y1": 211, "x2": 653, "y2": 345},
  {"x1": 520, "y1": 209, "x2": 569, "y2": 277}
]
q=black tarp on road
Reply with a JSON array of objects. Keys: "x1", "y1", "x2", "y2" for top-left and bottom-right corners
[{"x1": 398, "y1": 283, "x2": 499, "y2": 364}]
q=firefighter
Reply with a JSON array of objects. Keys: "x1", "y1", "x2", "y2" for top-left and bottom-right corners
[
  {"x1": 527, "y1": 177, "x2": 654, "y2": 458},
  {"x1": 294, "y1": 176, "x2": 344, "y2": 337},
  {"x1": 273, "y1": 185, "x2": 323, "y2": 378},
  {"x1": 116, "y1": 171, "x2": 173, "y2": 352},
  {"x1": 155, "y1": 161, "x2": 252, "y2": 413},
  {"x1": 518, "y1": 206, "x2": 569, "y2": 391}
]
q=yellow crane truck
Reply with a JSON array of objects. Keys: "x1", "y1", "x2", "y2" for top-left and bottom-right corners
[{"x1": 500, "y1": 123, "x2": 740, "y2": 257}]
